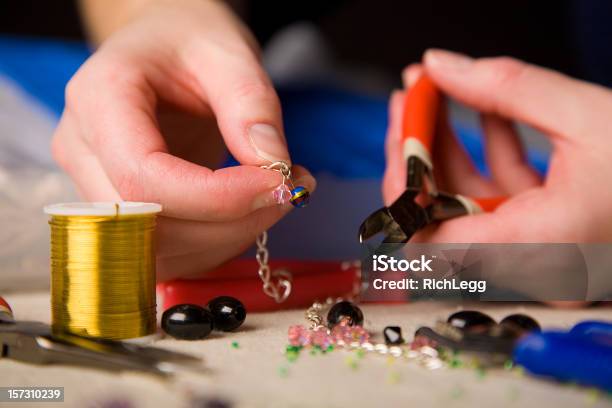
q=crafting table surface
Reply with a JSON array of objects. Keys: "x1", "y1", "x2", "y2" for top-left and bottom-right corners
[{"x1": 1, "y1": 292, "x2": 611, "y2": 408}]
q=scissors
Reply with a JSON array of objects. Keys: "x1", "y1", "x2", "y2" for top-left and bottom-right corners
[
  {"x1": 358, "y1": 75, "x2": 506, "y2": 249},
  {"x1": 0, "y1": 318, "x2": 206, "y2": 378}
]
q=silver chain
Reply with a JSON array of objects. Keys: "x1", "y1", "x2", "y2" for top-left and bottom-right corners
[
  {"x1": 255, "y1": 161, "x2": 296, "y2": 303},
  {"x1": 305, "y1": 297, "x2": 342, "y2": 330},
  {"x1": 256, "y1": 231, "x2": 292, "y2": 303}
]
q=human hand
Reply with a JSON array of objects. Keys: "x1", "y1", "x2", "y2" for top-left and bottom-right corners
[
  {"x1": 52, "y1": 0, "x2": 315, "y2": 280},
  {"x1": 383, "y1": 49, "x2": 612, "y2": 243}
]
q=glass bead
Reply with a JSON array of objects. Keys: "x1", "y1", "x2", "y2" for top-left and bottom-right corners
[
  {"x1": 327, "y1": 301, "x2": 364, "y2": 328},
  {"x1": 349, "y1": 326, "x2": 370, "y2": 344},
  {"x1": 383, "y1": 326, "x2": 404, "y2": 345},
  {"x1": 161, "y1": 304, "x2": 214, "y2": 340},
  {"x1": 375, "y1": 343, "x2": 389, "y2": 354},
  {"x1": 289, "y1": 186, "x2": 310, "y2": 208},
  {"x1": 311, "y1": 328, "x2": 333, "y2": 348},
  {"x1": 362, "y1": 342, "x2": 374, "y2": 351},
  {"x1": 447, "y1": 310, "x2": 495, "y2": 334},
  {"x1": 272, "y1": 184, "x2": 292, "y2": 205},
  {"x1": 207, "y1": 296, "x2": 247, "y2": 332},
  {"x1": 411, "y1": 334, "x2": 437, "y2": 350},
  {"x1": 330, "y1": 322, "x2": 370, "y2": 345},
  {"x1": 330, "y1": 323, "x2": 351, "y2": 344},
  {"x1": 499, "y1": 314, "x2": 540, "y2": 336},
  {"x1": 288, "y1": 325, "x2": 312, "y2": 346}
]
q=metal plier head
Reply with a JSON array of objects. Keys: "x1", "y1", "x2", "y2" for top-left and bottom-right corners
[
  {"x1": 358, "y1": 75, "x2": 506, "y2": 249},
  {"x1": 0, "y1": 319, "x2": 206, "y2": 377}
]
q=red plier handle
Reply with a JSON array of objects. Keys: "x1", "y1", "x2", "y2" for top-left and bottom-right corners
[{"x1": 402, "y1": 75, "x2": 506, "y2": 215}]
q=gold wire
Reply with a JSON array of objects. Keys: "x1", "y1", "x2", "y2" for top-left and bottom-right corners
[{"x1": 49, "y1": 213, "x2": 157, "y2": 340}]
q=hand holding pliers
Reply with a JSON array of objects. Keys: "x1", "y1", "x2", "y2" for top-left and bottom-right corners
[{"x1": 359, "y1": 75, "x2": 506, "y2": 247}]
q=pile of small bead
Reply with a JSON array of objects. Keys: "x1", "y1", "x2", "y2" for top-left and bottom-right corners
[{"x1": 285, "y1": 299, "x2": 445, "y2": 370}]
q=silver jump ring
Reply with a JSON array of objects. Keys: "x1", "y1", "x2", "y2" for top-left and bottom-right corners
[{"x1": 261, "y1": 161, "x2": 291, "y2": 180}]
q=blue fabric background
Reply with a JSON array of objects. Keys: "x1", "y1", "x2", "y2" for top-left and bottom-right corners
[{"x1": 0, "y1": 36, "x2": 549, "y2": 178}]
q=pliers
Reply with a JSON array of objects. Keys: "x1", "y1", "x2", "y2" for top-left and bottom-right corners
[
  {"x1": 359, "y1": 75, "x2": 506, "y2": 247},
  {"x1": 0, "y1": 319, "x2": 206, "y2": 377}
]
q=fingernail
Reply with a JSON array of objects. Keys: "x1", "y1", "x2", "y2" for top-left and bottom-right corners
[
  {"x1": 248, "y1": 123, "x2": 289, "y2": 163},
  {"x1": 402, "y1": 66, "x2": 421, "y2": 87},
  {"x1": 425, "y1": 49, "x2": 473, "y2": 72}
]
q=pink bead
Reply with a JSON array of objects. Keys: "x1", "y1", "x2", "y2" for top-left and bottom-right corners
[
  {"x1": 330, "y1": 324, "x2": 351, "y2": 343},
  {"x1": 272, "y1": 184, "x2": 292, "y2": 205},
  {"x1": 288, "y1": 325, "x2": 312, "y2": 346},
  {"x1": 311, "y1": 328, "x2": 332, "y2": 349},
  {"x1": 411, "y1": 335, "x2": 436, "y2": 350},
  {"x1": 349, "y1": 326, "x2": 370, "y2": 344},
  {"x1": 331, "y1": 324, "x2": 370, "y2": 345}
]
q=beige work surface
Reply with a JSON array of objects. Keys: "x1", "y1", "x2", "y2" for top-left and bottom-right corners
[{"x1": 1, "y1": 292, "x2": 611, "y2": 408}]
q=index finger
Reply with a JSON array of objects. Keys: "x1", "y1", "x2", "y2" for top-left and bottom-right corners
[
  {"x1": 69, "y1": 67, "x2": 310, "y2": 221},
  {"x1": 423, "y1": 49, "x2": 612, "y2": 143}
]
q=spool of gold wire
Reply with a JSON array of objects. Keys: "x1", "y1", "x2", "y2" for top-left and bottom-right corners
[{"x1": 44, "y1": 202, "x2": 162, "y2": 340}]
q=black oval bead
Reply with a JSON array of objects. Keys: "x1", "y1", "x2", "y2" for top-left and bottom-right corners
[
  {"x1": 207, "y1": 296, "x2": 247, "y2": 332},
  {"x1": 499, "y1": 314, "x2": 540, "y2": 334},
  {"x1": 327, "y1": 301, "x2": 364, "y2": 328},
  {"x1": 161, "y1": 304, "x2": 214, "y2": 340},
  {"x1": 447, "y1": 310, "x2": 495, "y2": 333}
]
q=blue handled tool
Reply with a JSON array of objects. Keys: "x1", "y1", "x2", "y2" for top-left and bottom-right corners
[{"x1": 513, "y1": 321, "x2": 612, "y2": 391}]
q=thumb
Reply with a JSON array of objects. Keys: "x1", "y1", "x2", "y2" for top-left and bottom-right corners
[
  {"x1": 186, "y1": 44, "x2": 290, "y2": 166},
  {"x1": 422, "y1": 49, "x2": 611, "y2": 143}
]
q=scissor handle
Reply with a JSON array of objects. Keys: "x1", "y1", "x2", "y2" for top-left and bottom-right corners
[{"x1": 402, "y1": 74, "x2": 441, "y2": 169}]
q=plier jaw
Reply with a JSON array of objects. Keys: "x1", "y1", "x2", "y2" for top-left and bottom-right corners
[
  {"x1": 0, "y1": 320, "x2": 206, "y2": 377},
  {"x1": 358, "y1": 189, "x2": 429, "y2": 245}
]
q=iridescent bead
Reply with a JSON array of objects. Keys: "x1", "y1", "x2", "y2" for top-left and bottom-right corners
[
  {"x1": 272, "y1": 184, "x2": 292, "y2": 205},
  {"x1": 348, "y1": 325, "x2": 370, "y2": 344},
  {"x1": 289, "y1": 186, "x2": 310, "y2": 208}
]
